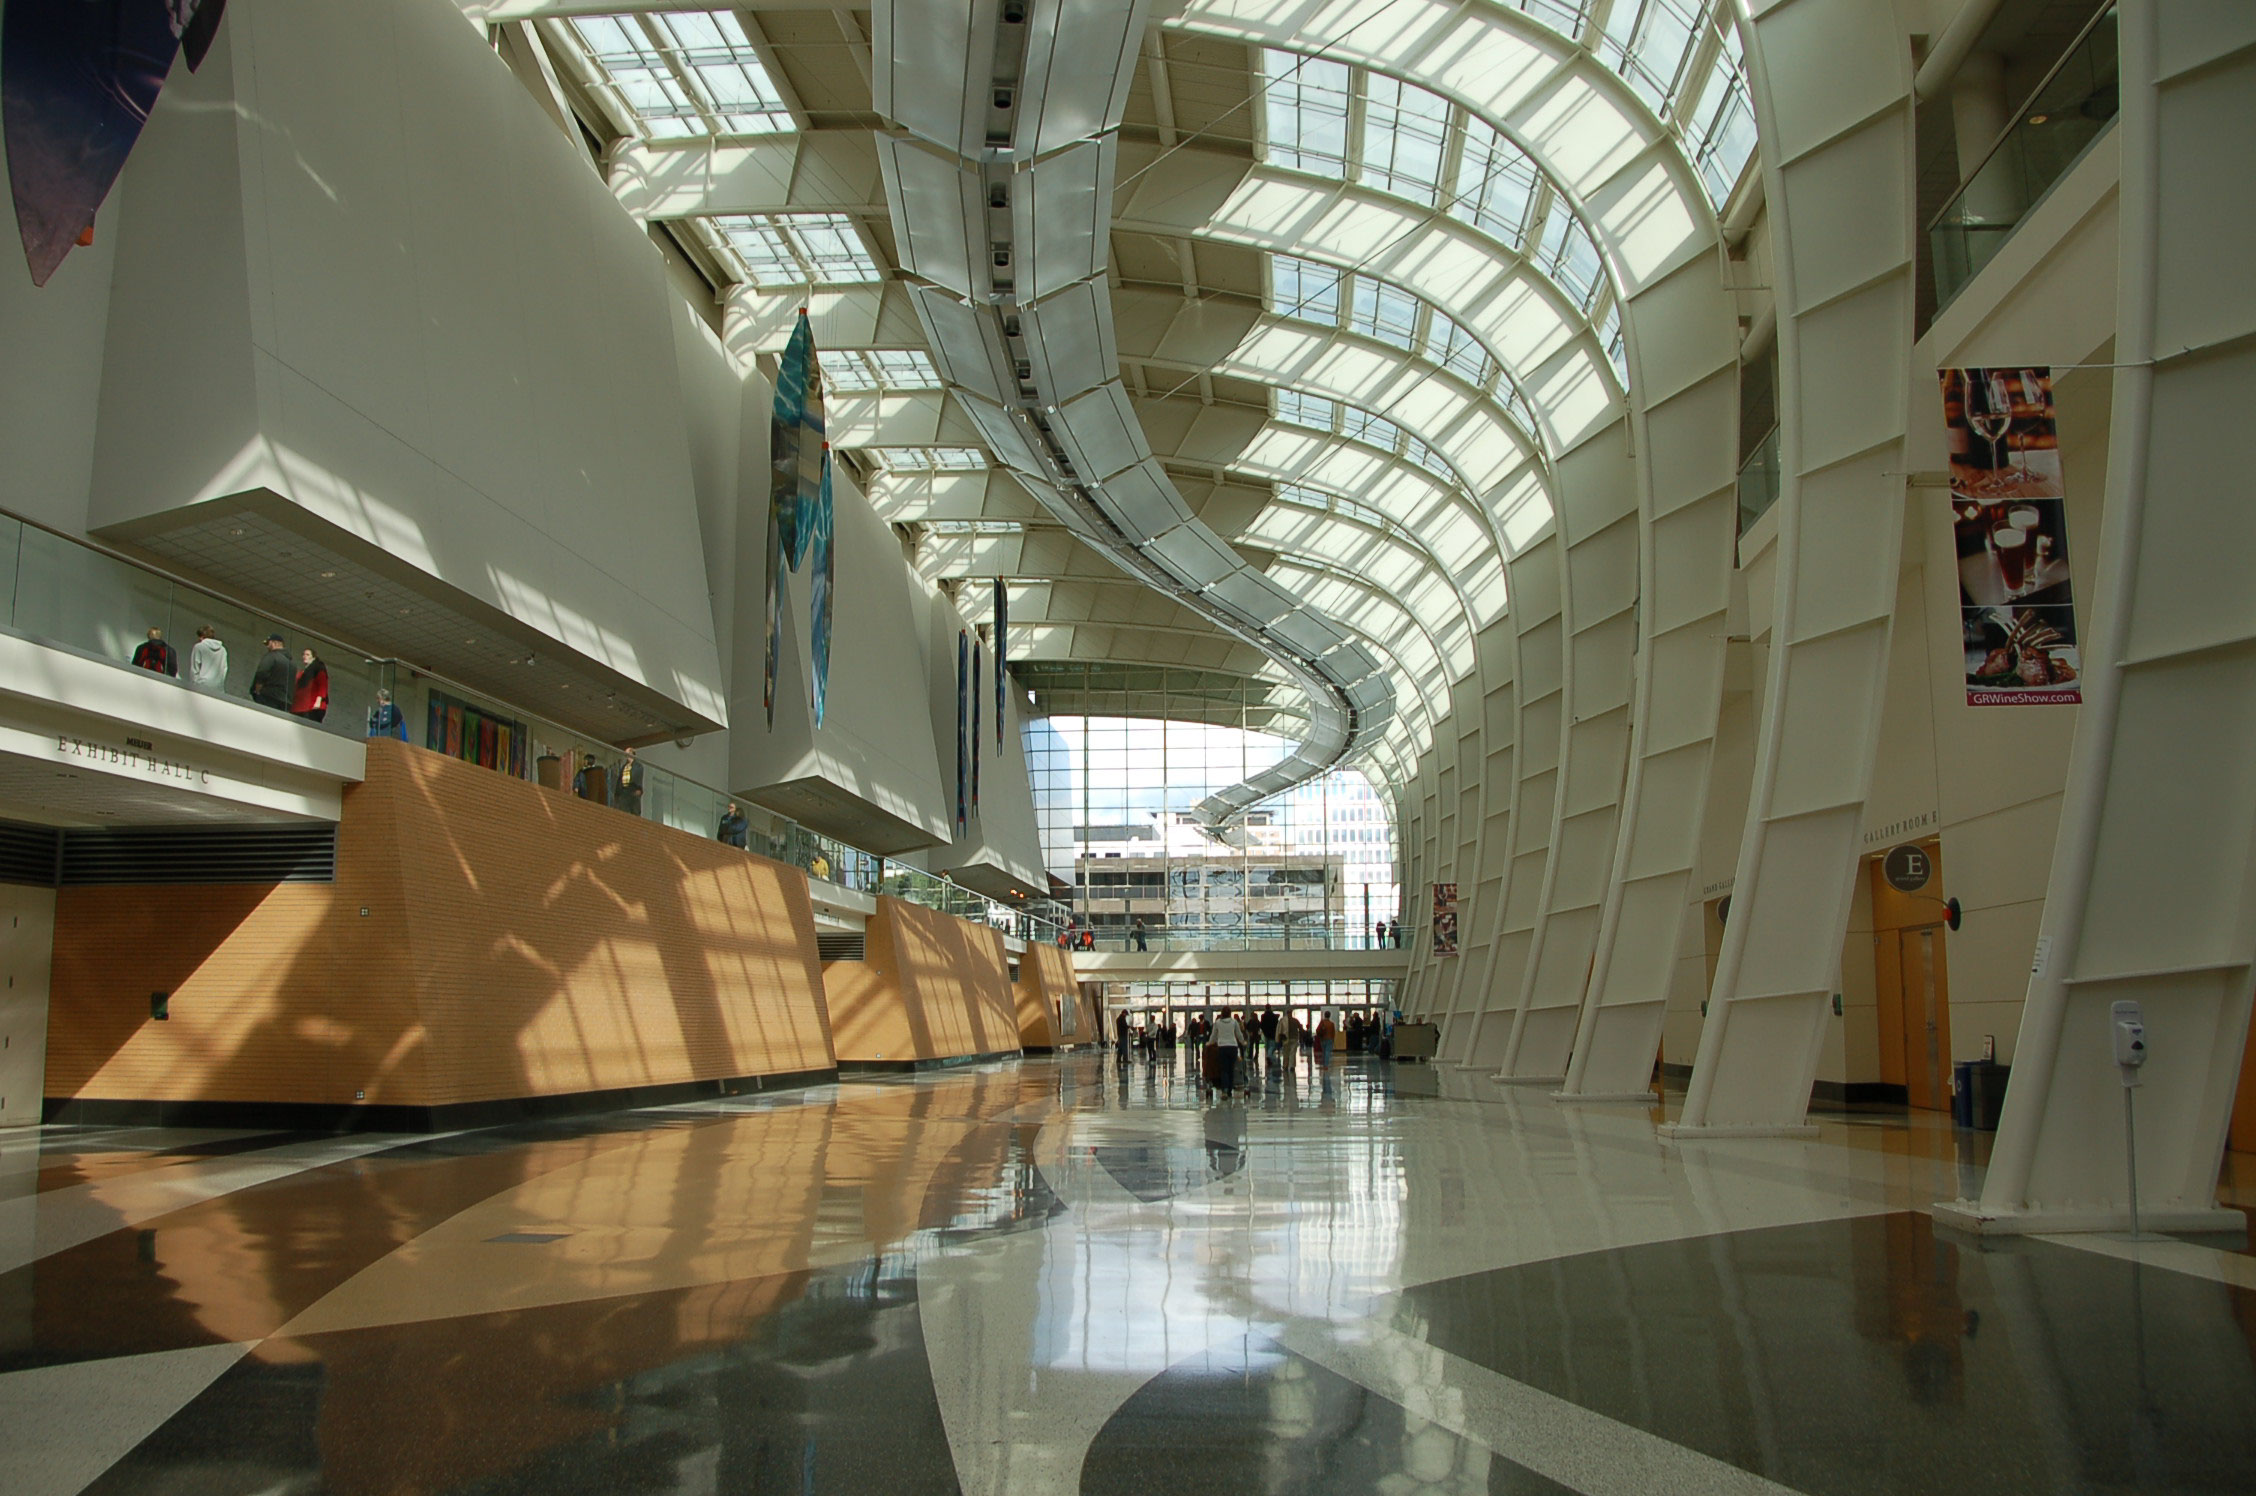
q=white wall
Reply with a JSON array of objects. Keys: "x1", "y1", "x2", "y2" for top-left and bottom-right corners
[
  {"x1": 0, "y1": 187, "x2": 118, "y2": 537},
  {"x1": 88, "y1": 0, "x2": 725, "y2": 724}
]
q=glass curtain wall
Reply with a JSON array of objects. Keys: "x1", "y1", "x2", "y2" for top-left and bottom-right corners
[{"x1": 1020, "y1": 664, "x2": 1400, "y2": 950}]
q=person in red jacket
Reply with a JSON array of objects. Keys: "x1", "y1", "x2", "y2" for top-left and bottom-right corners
[{"x1": 291, "y1": 648, "x2": 330, "y2": 723}]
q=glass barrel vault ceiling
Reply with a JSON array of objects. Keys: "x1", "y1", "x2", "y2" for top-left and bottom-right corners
[{"x1": 511, "y1": 2, "x2": 1757, "y2": 783}]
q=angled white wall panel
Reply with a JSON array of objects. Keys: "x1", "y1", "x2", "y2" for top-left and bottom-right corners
[
  {"x1": 1938, "y1": 0, "x2": 2256, "y2": 1235},
  {"x1": 1668, "y1": 0, "x2": 1915, "y2": 1136}
]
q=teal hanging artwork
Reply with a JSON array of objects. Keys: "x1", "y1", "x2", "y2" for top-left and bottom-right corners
[{"x1": 765, "y1": 310, "x2": 832, "y2": 726}]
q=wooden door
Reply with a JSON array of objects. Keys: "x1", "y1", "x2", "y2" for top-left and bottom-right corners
[{"x1": 1896, "y1": 925, "x2": 1953, "y2": 1111}]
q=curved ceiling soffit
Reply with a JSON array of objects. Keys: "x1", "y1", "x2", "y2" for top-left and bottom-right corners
[
  {"x1": 966, "y1": 564, "x2": 1450, "y2": 755},
  {"x1": 1124, "y1": 345, "x2": 1532, "y2": 602},
  {"x1": 867, "y1": 0, "x2": 1393, "y2": 831},
  {"x1": 1111, "y1": 157, "x2": 1621, "y2": 474},
  {"x1": 881, "y1": 422, "x2": 1498, "y2": 689},
  {"x1": 860, "y1": 353, "x2": 1523, "y2": 628}
]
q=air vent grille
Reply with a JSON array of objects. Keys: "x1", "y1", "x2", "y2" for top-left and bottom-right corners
[
  {"x1": 59, "y1": 826, "x2": 338, "y2": 886},
  {"x1": 815, "y1": 932, "x2": 867, "y2": 962},
  {"x1": 0, "y1": 821, "x2": 62, "y2": 887}
]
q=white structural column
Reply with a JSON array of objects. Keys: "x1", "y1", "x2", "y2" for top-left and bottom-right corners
[
  {"x1": 1454, "y1": 538, "x2": 1563, "y2": 1068},
  {"x1": 1666, "y1": 0, "x2": 1915, "y2": 1136},
  {"x1": 1495, "y1": 434, "x2": 1638, "y2": 1081},
  {"x1": 1556, "y1": 268, "x2": 1741, "y2": 1100},
  {"x1": 1934, "y1": 1, "x2": 2256, "y2": 1235}
]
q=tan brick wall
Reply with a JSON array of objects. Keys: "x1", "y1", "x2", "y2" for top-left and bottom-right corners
[
  {"x1": 48, "y1": 741, "x2": 834, "y2": 1108},
  {"x1": 824, "y1": 896, "x2": 1021, "y2": 1063}
]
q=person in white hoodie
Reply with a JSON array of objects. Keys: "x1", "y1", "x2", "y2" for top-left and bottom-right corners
[
  {"x1": 187, "y1": 625, "x2": 228, "y2": 693},
  {"x1": 1209, "y1": 1009, "x2": 1247, "y2": 1098}
]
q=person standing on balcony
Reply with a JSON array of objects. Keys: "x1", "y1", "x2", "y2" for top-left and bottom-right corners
[
  {"x1": 1386, "y1": 918, "x2": 1401, "y2": 948},
  {"x1": 290, "y1": 648, "x2": 329, "y2": 723},
  {"x1": 366, "y1": 688, "x2": 410, "y2": 741},
  {"x1": 250, "y1": 635, "x2": 292, "y2": 710},
  {"x1": 613, "y1": 746, "x2": 644, "y2": 817},
  {"x1": 1132, "y1": 917, "x2": 1148, "y2": 952},
  {"x1": 131, "y1": 627, "x2": 177, "y2": 676},
  {"x1": 187, "y1": 626, "x2": 227, "y2": 692},
  {"x1": 717, "y1": 801, "x2": 749, "y2": 849}
]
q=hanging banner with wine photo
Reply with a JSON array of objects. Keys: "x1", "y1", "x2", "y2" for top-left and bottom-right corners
[
  {"x1": 1430, "y1": 882, "x2": 1459, "y2": 958},
  {"x1": 1938, "y1": 366, "x2": 2081, "y2": 706}
]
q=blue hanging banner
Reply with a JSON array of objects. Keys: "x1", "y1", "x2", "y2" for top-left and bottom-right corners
[
  {"x1": 764, "y1": 310, "x2": 827, "y2": 725},
  {"x1": 954, "y1": 629, "x2": 969, "y2": 832},
  {"x1": 971, "y1": 640, "x2": 982, "y2": 815},
  {"x1": 993, "y1": 577, "x2": 1007, "y2": 751},
  {"x1": 810, "y1": 449, "x2": 834, "y2": 727},
  {"x1": 6, "y1": 0, "x2": 228, "y2": 287}
]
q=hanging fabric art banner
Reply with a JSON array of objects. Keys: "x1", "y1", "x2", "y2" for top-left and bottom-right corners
[
  {"x1": 809, "y1": 451, "x2": 834, "y2": 727},
  {"x1": 993, "y1": 577, "x2": 1007, "y2": 750},
  {"x1": 6, "y1": 0, "x2": 229, "y2": 287},
  {"x1": 954, "y1": 629, "x2": 969, "y2": 832},
  {"x1": 1938, "y1": 367, "x2": 2081, "y2": 706},
  {"x1": 971, "y1": 640, "x2": 982, "y2": 815},
  {"x1": 765, "y1": 310, "x2": 830, "y2": 725}
]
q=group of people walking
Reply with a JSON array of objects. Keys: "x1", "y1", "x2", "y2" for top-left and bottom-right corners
[
  {"x1": 132, "y1": 625, "x2": 331, "y2": 723},
  {"x1": 1112, "y1": 1006, "x2": 1391, "y2": 1099}
]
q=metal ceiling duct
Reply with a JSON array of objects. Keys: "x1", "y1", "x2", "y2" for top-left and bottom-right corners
[{"x1": 870, "y1": 0, "x2": 1393, "y2": 828}]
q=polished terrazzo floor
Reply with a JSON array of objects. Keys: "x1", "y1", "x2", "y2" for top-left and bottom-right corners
[{"x1": 3, "y1": 1050, "x2": 2253, "y2": 1494}]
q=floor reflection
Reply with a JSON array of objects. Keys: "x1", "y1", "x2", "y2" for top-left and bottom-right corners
[
  {"x1": 1399, "y1": 1212, "x2": 2256, "y2": 1495},
  {"x1": 7, "y1": 1057, "x2": 2255, "y2": 1496},
  {"x1": 1079, "y1": 1335, "x2": 1567, "y2": 1495}
]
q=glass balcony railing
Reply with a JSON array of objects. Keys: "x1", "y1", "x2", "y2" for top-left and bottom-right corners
[
  {"x1": 1737, "y1": 423, "x2": 1782, "y2": 536},
  {"x1": 0, "y1": 507, "x2": 1065, "y2": 945},
  {"x1": 1930, "y1": 4, "x2": 2119, "y2": 311}
]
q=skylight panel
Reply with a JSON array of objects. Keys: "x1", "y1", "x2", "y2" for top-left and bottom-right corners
[
  {"x1": 1599, "y1": 0, "x2": 1704, "y2": 116},
  {"x1": 924, "y1": 519, "x2": 1023, "y2": 535},
  {"x1": 1686, "y1": 20, "x2": 1757, "y2": 206},
  {"x1": 567, "y1": 11, "x2": 793, "y2": 140},
  {"x1": 1272, "y1": 256, "x2": 1343, "y2": 323},
  {"x1": 1276, "y1": 389, "x2": 1340, "y2": 431},
  {"x1": 1359, "y1": 75, "x2": 1451, "y2": 206},
  {"x1": 1509, "y1": 1, "x2": 1594, "y2": 41},
  {"x1": 709, "y1": 213, "x2": 881, "y2": 287},
  {"x1": 1536, "y1": 203, "x2": 1604, "y2": 308},
  {"x1": 822, "y1": 348, "x2": 941, "y2": 391},
  {"x1": 1424, "y1": 313, "x2": 1494, "y2": 387},
  {"x1": 1348, "y1": 279, "x2": 1420, "y2": 352},
  {"x1": 1451, "y1": 116, "x2": 1538, "y2": 246},
  {"x1": 881, "y1": 447, "x2": 988, "y2": 472},
  {"x1": 1259, "y1": 52, "x2": 1351, "y2": 178}
]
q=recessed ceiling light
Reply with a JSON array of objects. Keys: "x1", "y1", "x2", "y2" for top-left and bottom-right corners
[
  {"x1": 398, "y1": 608, "x2": 412, "y2": 616},
  {"x1": 464, "y1": 638, "x2": 477, "y2": 646},
  {"x1": 318, "y1": 570, "x2": 338, "y2": 579},
  {"x1": 2026, "y1": 112, "x2": 2049, "y2": 125},
  {"x1": 229, "y1": 527, "x2": 245, "y2": 537}
]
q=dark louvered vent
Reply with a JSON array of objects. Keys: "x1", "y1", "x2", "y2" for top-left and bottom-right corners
[
  {"x1": 59, "y1": 826, "x2": 338, "y2": 886},
  {"x1": 815, "y1": 932, "x2": 866, "y2": 962},
  {"x1": 0, "y1": 821, "x2": 62, "y2": 887}
]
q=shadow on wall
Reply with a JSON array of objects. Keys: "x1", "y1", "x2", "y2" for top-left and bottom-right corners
[
  {"x1": 823, "y1": 897, "x2": 1019, "y2": 1065},
  {"x1": 45, "y1": 741, "x2": 835, "y2": 1115}
]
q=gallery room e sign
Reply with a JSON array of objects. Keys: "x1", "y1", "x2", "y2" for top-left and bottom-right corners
[{"x1": 1937, "y1": 366, "x2": 2082, "y2": 706}]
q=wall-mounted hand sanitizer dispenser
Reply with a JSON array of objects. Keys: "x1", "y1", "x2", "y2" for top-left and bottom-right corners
[{"x1": 2110, "y1": 999, "x2": 2146, "y2": 1084}]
